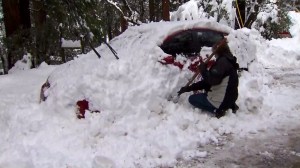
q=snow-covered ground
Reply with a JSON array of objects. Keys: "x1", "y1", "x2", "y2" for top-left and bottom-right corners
[{"x1": 0, "y1": 12, "x2": 300, "y2": 168}]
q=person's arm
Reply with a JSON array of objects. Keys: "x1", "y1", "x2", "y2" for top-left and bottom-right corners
[
  {"x1": 187, "y1": 80, "x2": 211, "y2": 91},
  {"x1": 178, "y1": 80, "x2": 210, "y2": 95}
]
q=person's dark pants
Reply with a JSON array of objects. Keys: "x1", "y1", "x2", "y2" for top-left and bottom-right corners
[{"x1": 188, "y1": 93, "x2": 217, "y2": 113}]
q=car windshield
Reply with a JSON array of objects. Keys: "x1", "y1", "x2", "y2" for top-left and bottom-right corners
[
  {"x1": 196, "y1": 30, "x2": 223, "y2": 47},
  {"x1": 160, "y1": 29, "x2": 224, "y2": 57},
  {"x1": 170, "y1": 31, "x2": 192, "y2": 43}
]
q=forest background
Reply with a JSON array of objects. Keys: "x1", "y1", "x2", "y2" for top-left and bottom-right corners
[{"x1": 0, "y1": 0, "x2": 299, "y2": 74}]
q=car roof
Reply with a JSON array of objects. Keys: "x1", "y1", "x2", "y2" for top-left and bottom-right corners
[{"x1": 120, "y1": 19, "x2": 232, "y2": 45}]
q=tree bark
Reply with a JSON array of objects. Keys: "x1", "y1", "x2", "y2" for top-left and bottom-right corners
[
  {"x1": 149, "y1": 0, "x2": 155, "y2": 21},
  {"x1": 162, "y1": 0, "x2": 170, "y2": 21},
  {"x1": 2, "y1": 0, "x2": 21, "y2": 36},
  {"x1": 2, "y1": 0, "x2": 31, "y2": 69},
  {"x1": 32, "y1": 0, "x2": 47, "y2": 66},
  {"x1": 19, "y1": 0, "x2": 31, "y2": 29},
  {"x1": 139, "y1": 1, "x2": 145, "y2": 22},
  {"x1": 106, "y1": 4, "x2": 113, "y2": 40}
]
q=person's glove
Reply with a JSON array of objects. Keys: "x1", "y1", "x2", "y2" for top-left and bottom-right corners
[
  {"x1": 177, "y1": 86, "x2": 189, "y2": 96},
  {"x1": 198, "y1": 63, "x2": 207, "y2": 73},
  {"x1": 215, "y1": 108, "x2": 226, "y2": 119}
]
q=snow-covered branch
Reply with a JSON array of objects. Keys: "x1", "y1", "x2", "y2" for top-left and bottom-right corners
[{"x1": 104, "y1": 0, "x2": 141, "y2": 25}]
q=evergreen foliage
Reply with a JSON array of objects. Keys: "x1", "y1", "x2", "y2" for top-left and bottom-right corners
[
  {"x1": 0, "y1": 0, "x2": 297, "y2": 74},
  {"x1": 251, "y1": 0, "x2": 292, "y2": 40}
]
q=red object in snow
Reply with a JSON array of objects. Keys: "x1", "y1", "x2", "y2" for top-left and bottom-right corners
[
  {"x1": 76, "y1": 100, "x2": 89, "y2": 119},
  {"x1": 159, "y1": 55, "x2": 215, "y2": 72},
  {"x1": 76, "y1": 100, "x2": 100, "y2": 119},
  {"x1": 278, "y1": 31, "x2": 291, "y2": 38}
]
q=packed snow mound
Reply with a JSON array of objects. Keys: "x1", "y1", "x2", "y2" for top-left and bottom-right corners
[
  {"x1": 227, "y1": 28, "x2": 258, "y2": 68},
  {"x1": 46, "y1": 20, "x2": 233, "y2": 111},
  {"x1": 170, "y1": 0, "x2": 199, "y2": 21},
  {"x1": 28, "y1": 20, "x2": 293, "y2": 167},
  {"x1": 289, "y1": 11, "x2": 300, "y2": 38},
  {"x1": 257, "y1": 11, "x2": 300, "y2": 68},
  {"x1": 8, "y1": 53, "x2": 32, "y2": 74}
]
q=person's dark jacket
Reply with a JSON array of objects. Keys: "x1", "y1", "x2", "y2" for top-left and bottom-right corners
[{"x1": 182, "y1": 52, "x2": 239, "y2": 111}]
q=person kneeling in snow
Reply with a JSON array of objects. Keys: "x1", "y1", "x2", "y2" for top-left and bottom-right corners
[{"x1": 178, "y1": 41, "x2": 239, "y2": 118}]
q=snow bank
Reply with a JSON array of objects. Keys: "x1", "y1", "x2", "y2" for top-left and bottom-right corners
[
  {"x1": 9, "y1": 53, "x2": 32, "y2": 74},
  {"x1": 257, "y1": 11, "x2": 300, "y2": 68}
]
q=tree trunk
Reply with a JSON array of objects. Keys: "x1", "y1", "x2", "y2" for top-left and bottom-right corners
[
  {"x1": 0, "y1": 54, "x2": 7, "y2": 74},
  {"x1": 149, "y1": 0, "x2": 155, "y2": 21},
  {"x1": 2, "y1": 0, "x2": 31, "y2": 69},
  {"x1": 32, "y1": 0, "x2": 47, "y2": 66},
  {"x1": 139, "y1": 1, "x2": 145, "y2": 22},
  {"x1": 2, "y1": 0, "x2": 21, "y2": 37},
  {"x1": 2, "y1": 0, "x2": 21, "y2": 69},
  {"x1": 106, "y1": 5, "x2": 113, "y2": 40},
  {"x1": 19, "y1": 0, "x2": 31, "y2": 29},
  {"x1": 120, "y1": 1, "x2": 129, "y2": 32},
  {"x1": 162, "y1": 0, "x2": 170, "y2": 21},
  {"x1": 121, "y1": 17, "x2": 128, "y2": 32}
]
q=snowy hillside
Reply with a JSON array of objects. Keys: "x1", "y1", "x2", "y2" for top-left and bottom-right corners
[{"x1": 0, "y1": 13, "x2": 300, "y2": 168}]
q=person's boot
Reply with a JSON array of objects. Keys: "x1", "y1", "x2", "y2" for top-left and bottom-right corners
[
  {"x1": 215, "y1": 109, "x2": 226, "y2": 119},
  {"x1": 231, "y1": 104, "x2": 239, "y2": 114}
]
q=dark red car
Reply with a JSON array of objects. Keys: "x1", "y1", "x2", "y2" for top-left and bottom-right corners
[{"x1": 159, "y1": 28, "x2": 226, "y2": 72}]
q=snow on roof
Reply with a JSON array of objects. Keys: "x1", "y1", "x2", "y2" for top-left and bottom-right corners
[{"x1": 61, "y1": 38, "x2": 81, "y2": 48}]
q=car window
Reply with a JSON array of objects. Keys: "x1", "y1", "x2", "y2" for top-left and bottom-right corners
[
  {"x1": 160, "y1": 29, "x2": 224, "y2": 57},
  {"x1": 160, "y1": 31, "x2": 193, "y2": 56},
  {"x1": 195, "y1": 30, "x2": 223, "y2": 47},
  {"x1": 170, "y1": 31, "x2": 192, "y2": 43}
]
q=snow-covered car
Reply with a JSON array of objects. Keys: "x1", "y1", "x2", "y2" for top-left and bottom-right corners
[
  {"x1": 41, "y1": 20, "x2": 256, "y2": 118},
  {"x1": 35, "y1": 19, "x2": 261, "y2": 167}
]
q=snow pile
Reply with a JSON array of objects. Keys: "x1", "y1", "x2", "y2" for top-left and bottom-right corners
[
  {"x1": 227, "y1": 28, "x2": 258, "y2": 68},
  {"x1": 289, "y1": 11, "x2": 300, "y2": 38},
  {"x1": 8, "y1": 53, "x2": 32, "y2": 74},
  {"x1": 170, "y1": 0, "x2": 199, "y2": 21},
  {"x1": 256, "y1": 11, "x2": 300, "y2": 68}
]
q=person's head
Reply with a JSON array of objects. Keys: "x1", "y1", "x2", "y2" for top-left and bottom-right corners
[{"x1": 212, "y1": 38, "x2": 231, "y2": 57}]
